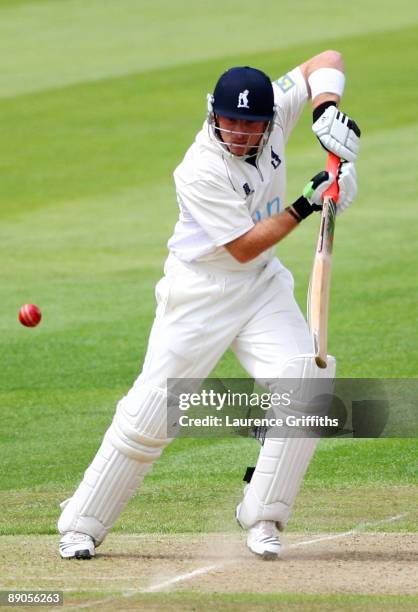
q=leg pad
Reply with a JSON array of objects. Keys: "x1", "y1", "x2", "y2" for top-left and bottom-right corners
[
  {"x1": 58, "y1": 384, "x2": 169, "y2": 544},
  {"x1": 237, "y1": 354, "x2": 336, "y2": 529}
]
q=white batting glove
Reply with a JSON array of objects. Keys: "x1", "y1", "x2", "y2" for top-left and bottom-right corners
[
  {"x1": 287, "y1": 171, "x2": 334, "y2": 221},
  {"x1": 303, "y1": 171, "x2": 334, "y2": 207},
  {"x1": 312, "y1": 106, "x2": 361, "y2": 162},
  {"x1": 336, "y1": 161, "x2": 357, "y2": 215}
]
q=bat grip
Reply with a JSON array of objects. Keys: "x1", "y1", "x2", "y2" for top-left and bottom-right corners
[{"x1": 323, "y1": 152, "x2": 340, "y2": 200}]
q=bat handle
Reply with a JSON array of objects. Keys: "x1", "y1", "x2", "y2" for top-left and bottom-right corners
[{"x1": 323, "y1": 152, "x2": 341, "y2": 201}]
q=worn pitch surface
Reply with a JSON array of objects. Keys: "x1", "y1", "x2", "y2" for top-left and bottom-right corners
[{"x1": 0, "y1": 532, "x2": 417, "y2": 606}]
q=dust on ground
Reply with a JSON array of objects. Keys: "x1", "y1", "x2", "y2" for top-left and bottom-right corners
[{"x1": 0, "y1": 531, "x2": 416, "y2": 609}]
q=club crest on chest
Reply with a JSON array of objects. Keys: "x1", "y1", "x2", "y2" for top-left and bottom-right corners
[
  {"x1": 271, "y1": 147, "x2": 281, "y2": 169},
  {"x1": 243, "y1": 182, "x2": 254, "y2": 197}
]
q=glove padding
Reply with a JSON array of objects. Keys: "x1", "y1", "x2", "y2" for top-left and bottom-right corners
[
  {"x1": 312, "y1": 106, "x2": 361, "y2": 162},
  {"x1": 289, "y1": 171, "x2": 333, "y2": 220},
  {"x1": 290, "y1": 164, "x2": 357, "y2": 221},
  {"x1": 303, "y1": 170, "x2": 334, "y2": 208},
  {"x1": 305, "y1": 164, "x2": 358, "y2": 214},
  {"x1": 336, "y1": 161, "x2": 357, "y2": 215}
]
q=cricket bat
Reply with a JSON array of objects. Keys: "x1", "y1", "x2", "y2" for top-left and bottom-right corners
[{"x1": 307, "y1": 152, "x2": 341, "y2": 369}]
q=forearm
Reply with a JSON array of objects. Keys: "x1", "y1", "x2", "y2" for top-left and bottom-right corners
[
  {"x1": 225, "y1": 170, "x2": 336, "y2": 264},
  {"x1": 225, "y1": 210, "x2": 298, "y2": 263},
  {"x1": 299, "y1": 50, "x2": 345, "y2": 107},
  {"x1": 312, "y1": 92, "x2": 339, "y2": 110}
]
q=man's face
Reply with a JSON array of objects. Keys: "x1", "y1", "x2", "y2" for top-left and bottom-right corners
[{"x1": 216, "y1": 115, "x2": 268, "y2": 157}]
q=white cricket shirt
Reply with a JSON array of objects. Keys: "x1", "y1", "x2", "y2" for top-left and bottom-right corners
[{"x1": 167, "y1": 67, "x2": 308, "y2": 271}]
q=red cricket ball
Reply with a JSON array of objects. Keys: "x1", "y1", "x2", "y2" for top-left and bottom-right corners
[{"x1": 18, "y1": 303, "x2": 42, "y2": 327}]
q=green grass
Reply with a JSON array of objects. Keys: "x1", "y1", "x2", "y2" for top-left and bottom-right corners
[
  {"x1": 0, "y1": 436, "x2": 416, "y2": 535},
  {"x1": 0, "y1": 2, "x2": 417, "y2": 601},
  {"x1": 59, "y1": 591, "x2": 418, "y2": 611},
  {"x1": 1, "y1": 0, "x2": 416, "y2": 98}
]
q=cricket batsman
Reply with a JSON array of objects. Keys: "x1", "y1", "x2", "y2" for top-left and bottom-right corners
[{"x1": 58, "y1": 50, "x2": 360, "y2": 560}]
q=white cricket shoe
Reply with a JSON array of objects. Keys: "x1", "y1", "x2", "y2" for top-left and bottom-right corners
[
  {"x1": 246, "y1": 521, "x2": 281, "y2": 560},
  {"x1": 59, "y1": 531, "x2": 95, "y2": 559}
]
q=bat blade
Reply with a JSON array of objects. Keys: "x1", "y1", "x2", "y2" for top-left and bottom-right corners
[
  {"x1": 308, "y1": 152, "x2": 340, "y2": 369},
  {"x1": 308, "y1": 196, "x2": 337, "y2": 368}
]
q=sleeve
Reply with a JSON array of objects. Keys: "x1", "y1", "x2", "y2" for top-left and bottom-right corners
[
  {"x1": 176, "y1": 178, "x2": 255, "y2": 247},
  {"x1": 272, "y1": 66, "x2": 309, "y2": 141}
]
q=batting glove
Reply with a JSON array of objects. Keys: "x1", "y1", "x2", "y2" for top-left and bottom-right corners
[
  {"x1": 286, "y1": 171, "x2": 334, "y2": 221},
  {"x1": 336, "y1": 161, "x2": 357, "y2": 215},
  {"x1": 312, "y1": 104, "x2": 361, "y2": 162}
]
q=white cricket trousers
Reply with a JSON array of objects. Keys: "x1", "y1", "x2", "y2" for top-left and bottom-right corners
[
  {"x1": 141, "y1": 253, "x2": 312, "y2": 385},
  {"x1": 58, "y1": 253, "x2": 316, "y2": 543}
]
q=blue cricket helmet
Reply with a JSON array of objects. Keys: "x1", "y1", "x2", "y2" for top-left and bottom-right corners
[{"x1": 212, "y1": 66, "x2": 275, "y2": 121}]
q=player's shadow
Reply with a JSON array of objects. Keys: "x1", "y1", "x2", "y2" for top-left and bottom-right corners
[
  {"x1": 282, "y1": 549, "x2": 415, "y2": 562},
  {"x1": 100, "y1": 551, "x2": 230, "y2": 561},
  {"x1": 97, "y1": 549, "x2": 415, "y2": 563}
]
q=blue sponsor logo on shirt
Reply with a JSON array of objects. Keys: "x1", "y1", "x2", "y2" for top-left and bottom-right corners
[{"x1": 254, "y1": 196, "x2": 281, "y2": 222}]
